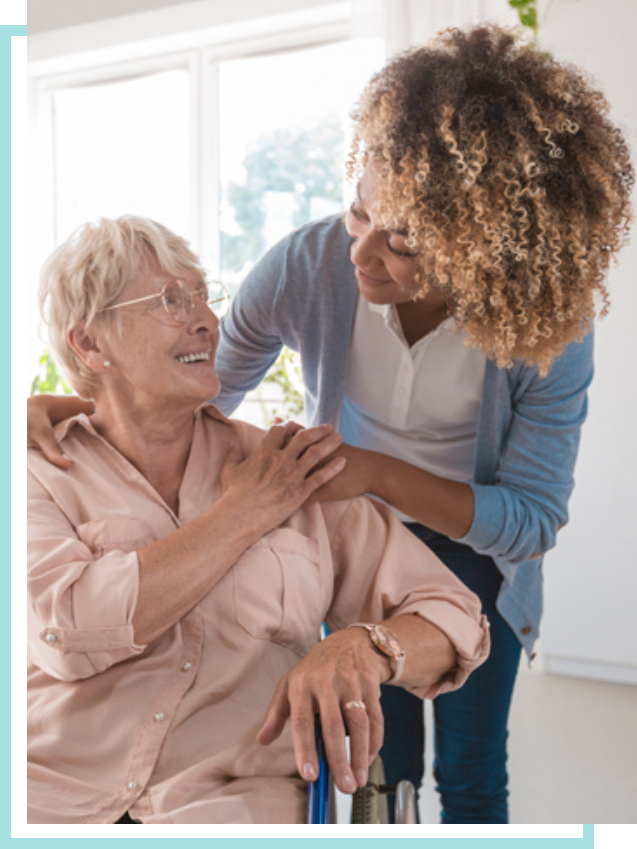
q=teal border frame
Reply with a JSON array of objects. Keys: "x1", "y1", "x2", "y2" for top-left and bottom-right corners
[
  {"x1": 12, "y1": 825, "x2": 595, "y2": 849},
  {"x1": 7, "y1": 21, "x2": 28, "y2": 843}
]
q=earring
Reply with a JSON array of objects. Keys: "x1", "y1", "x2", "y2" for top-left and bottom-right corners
[{"x1": 103, "y1": 360, "x2": 111, "y2": 368}]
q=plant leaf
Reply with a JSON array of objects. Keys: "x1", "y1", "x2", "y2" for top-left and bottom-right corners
[{"x1": 520, "y1": 8, "x2": 537, "y2": 29}]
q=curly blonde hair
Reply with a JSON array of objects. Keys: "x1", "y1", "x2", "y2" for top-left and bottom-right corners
[{"x1": 348, "y1": 25, "x2": 634, "y2": 374}]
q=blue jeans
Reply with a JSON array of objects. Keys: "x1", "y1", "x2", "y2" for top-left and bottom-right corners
[{"x1": 379, "y1": 524, "x2": 522, "y2": 824}]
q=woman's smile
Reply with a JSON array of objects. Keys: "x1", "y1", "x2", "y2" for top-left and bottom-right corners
[
  {"x1": 175, "y1": 349, "x2": 212, "y2": 365},
  {"x1": 354, "y1": 267, "x2": 393, "y2": 289}
]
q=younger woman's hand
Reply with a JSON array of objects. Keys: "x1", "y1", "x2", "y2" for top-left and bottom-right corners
[
  {"x1": 272, "y1": 419, "x2": 374, "y2": 503},
  {"x1": 27, "y1": 396, "x2": 74, "y2": 468},
  {"x1": 307, "y1": 443, "x2": 374, "y2": 503},
  {"x1": 219, "y1": 422, "x2": 347, "y2": 531}
]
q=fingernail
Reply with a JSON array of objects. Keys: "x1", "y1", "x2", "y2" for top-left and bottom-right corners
[
  {"x1": 356, "y1": 769, "x2": 367, "y2": 787},
  {"x1": 341, "y1": 774, "x2": 355, "y2": 793},
  {"x1": 368, "y1": 753, "x2": 376, "y2": 766},
  {"x1": 302, "y1": 763, "x2": 317, "y2": 781}
]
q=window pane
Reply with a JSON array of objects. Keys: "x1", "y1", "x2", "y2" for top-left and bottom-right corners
[
  {"x1": 218, "y1": 38, "x2": 385, "y2": 291},
  {"x1": 51, "y1": 69, "x2": 190, "y2": 245},
  {"x1": 28, "y1": 70, "x2": 192, "y2": 393},
  {"x1": 217, "y1": 39, "x2": 385, "y2": 426}
]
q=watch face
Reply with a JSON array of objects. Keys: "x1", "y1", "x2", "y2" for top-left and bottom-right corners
[
  {"x1": 384, "y1": 632, "x2": 404, "y2": 655},
  {"x1": 373, "y1": 626, "x2": 404, "y2": 659}
]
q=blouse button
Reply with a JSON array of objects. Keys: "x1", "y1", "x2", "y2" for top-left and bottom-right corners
[
  {"x1": 521, "y1": 626, "x2": 532, "y2": 636},
  {"x1": 45, "y1": 633, "x2": 57, "y2": 644},
  {"x1": 182, "y1": 662, "x2": 192, "y2": 672},
  {"x1": 128, "y1": 781, "x2": 138, "y2": 791},
  {"x1": 154, "y1": 712, "x2": 165, "y2": 722}
]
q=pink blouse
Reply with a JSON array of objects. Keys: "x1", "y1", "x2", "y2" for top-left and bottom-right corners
[{"x1": 27, "y1": 404, "x2": 489, "y2": 824}]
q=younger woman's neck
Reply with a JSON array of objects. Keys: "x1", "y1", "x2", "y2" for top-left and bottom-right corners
[{"x1": 396, "y1": 291, "x2": 450, "y2": 347}]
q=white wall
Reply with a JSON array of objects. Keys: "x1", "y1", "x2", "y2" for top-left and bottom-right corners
[
  {"x1": 27, "y1": 0, "x2": 351, "y2": 74},
  {"x1": 538, "y1": 0, "x2": 637, "y2": 684},
  {"x1": 27, "y1": 0, "x2": 342, "y2": 35},
  {"x1": 28, "y1": 0, "x2": 193, "y2": 33}
]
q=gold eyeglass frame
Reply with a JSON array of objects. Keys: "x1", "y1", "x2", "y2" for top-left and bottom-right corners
[{"x1": 100, "y1": 279, "x2": 230, "y2": 322}]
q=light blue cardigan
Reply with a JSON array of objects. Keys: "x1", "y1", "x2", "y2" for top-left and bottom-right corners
[{"x1": 215, "y1": 215, "x2": 594, "y2": 656}]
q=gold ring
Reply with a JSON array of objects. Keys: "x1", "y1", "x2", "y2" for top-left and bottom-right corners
[{"x1": 342, "y1": 700, "x2": 367, "y2": 713}]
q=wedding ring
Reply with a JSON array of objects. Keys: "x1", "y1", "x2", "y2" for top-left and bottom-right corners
[{"x1": 342, "y1": 700, "x2": 367, "y2": 713}]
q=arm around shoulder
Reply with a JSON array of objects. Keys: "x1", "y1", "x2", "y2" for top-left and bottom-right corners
[{"x1": 27, "y1": 394, "x2": 93, "y2": 468}]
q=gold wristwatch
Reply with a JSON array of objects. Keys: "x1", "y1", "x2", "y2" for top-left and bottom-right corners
[{"x1": 348, "y1": 623, "x2": 406, "y2": 685}]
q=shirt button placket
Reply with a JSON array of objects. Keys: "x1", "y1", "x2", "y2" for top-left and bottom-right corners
[{"x1": 394, "y1": 352, "x2": 413, "y2": 428}]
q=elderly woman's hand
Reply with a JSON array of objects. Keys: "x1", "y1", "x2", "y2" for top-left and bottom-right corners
[
  {"x1": 255, "y1": 627, "x2": 388, "y2": 795},
  {"x1": 220, "y1": 421, "x2": 347, "y2": 532}
]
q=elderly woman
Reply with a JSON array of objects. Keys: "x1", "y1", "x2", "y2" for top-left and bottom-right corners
[{"x1": 27, "y1": 216, "x2": 489, "y2": 825}]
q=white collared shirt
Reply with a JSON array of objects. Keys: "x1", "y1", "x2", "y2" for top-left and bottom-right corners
[{"x1": 341, "y1": 296, "x2": 487, "y2": 521}]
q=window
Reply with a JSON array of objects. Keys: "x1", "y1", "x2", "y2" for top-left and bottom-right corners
[
  {"x1": 29, "y1": 13, "x2": 384, "y2": 422},
  {"x1": 217, "y1": 38, "x2": 383, "y2": 424},
  {"x1": 51, "y1": 69, "x2": 191, "y2": 243},
  {"x1": 29, "y1": 55, "x2": 200, "y2": 396},
  {"x1": 218, "y1": 38, "x2": 383, "y2": 287}
]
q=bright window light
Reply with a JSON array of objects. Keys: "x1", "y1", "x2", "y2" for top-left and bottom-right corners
[
  {"x1": 217, "y1": 37, "x2": 385, "y2": 424},
  {"x1": 218, "y1": 38, "x2": 385, "y2": 291},
  {"x1": 29, "y1": 69, "x2": 192, "y2": 393},
  {"x1": 51, "y1": 69, "x2": 190, "y2": 245}
]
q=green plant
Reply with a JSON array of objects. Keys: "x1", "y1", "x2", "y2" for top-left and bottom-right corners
[
  {"x1": 509, "y1": 0, "x2": 578, "y2": 38},
  {"x1": 30, "y1": 349, "x2": 74, "y2": 396},
  {"x1": 509, "y1": 0, "x2": 539, "y2": 37}
]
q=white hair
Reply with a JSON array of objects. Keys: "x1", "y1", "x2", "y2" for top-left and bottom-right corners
[{"x1": 38, "y1": 215, "x2": 205, "y2": 398}]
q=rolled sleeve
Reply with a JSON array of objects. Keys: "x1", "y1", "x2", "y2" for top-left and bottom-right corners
[
  {"x1": 324, "y1": 497, "x2": 490, "y2": 698},
  {"x1": 406, "y1": 611, "x2": 490, "y2": 699},
  {"x1": 28, "y1": 473, "x2": 144, "y2": 681}
]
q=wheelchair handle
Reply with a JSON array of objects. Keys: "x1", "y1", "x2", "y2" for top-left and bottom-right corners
[{"x1": 306, "y1": 719, "x2": 330, "y2": 824}]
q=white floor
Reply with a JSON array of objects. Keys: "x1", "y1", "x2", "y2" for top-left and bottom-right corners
[{"x1": 418, "y1": 659, "x2": 637, "y2": 824}]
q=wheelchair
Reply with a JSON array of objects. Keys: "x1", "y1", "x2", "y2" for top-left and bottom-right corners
[{"x1": 307, "y1": 721, "x2": 418, "y2": 824}]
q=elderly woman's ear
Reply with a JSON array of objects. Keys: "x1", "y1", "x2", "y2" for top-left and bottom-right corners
[{"x1": 67, "y1": 323, "x2": 111, "y2": 373}]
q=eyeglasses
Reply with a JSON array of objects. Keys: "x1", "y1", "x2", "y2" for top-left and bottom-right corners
[{"x1": 101, "y1": 279, "x2": 230, "y2": 323}]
